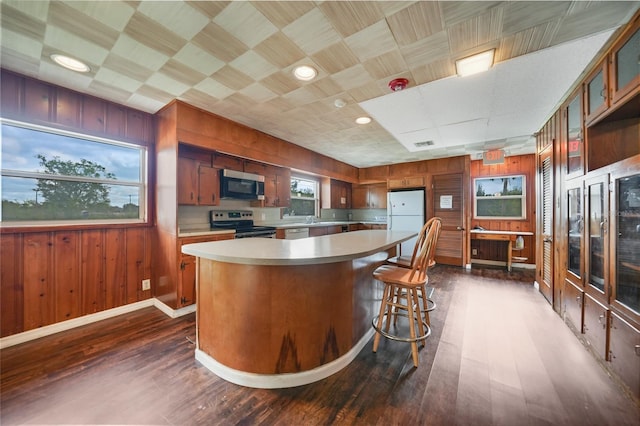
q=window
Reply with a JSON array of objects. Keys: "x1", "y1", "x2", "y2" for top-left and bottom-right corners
[
  {"x1": 1, "y1": 120, "x2": 147, "y2": 224},
  {"x1": 474, "y1": 175, "x2": 526, "y2": 219},
  {"x1": 288, "y1": 175, "x2": 319, "y2": 217}
]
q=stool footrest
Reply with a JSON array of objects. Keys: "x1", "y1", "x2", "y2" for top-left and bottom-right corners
[{"x1": 372, "y1": 313, "x2": 431, "y2": 343}]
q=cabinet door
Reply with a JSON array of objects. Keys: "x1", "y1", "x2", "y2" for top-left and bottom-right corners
[
  {"x1": 610, "y1": 169, "x2": 640, "y2": 320},
  {"x1": 566, "y1": 180, "x2": 584, "y2": 284},
  {"x1": 198, "y1": 165, "x2": 219, "y2": 205},
  {"x1": 564, "y1": 279, "x2": 584, "y2": 333},
  {"x1": 369, "y1": 184, "x2": 387, "y2": 208},
  {"x1": 352, "y1": 185, "x2": 369, "y2": 208},
  {"x1": 177, "y1": 157, "x2": 198, "y2": 205},
  {"x1": 584, "y1": 60, "x2": 609, "y2": 125},
  {"x1": 565, "y1": 91, "x2": 584, "y2": 177},
  {"x1": 585, "y1": 174, "x2": 608, "y2": 300},
  {"x1": 309, "y1": 227, "x2": 328, "y2": 237},
  {"x1": 276, "y1": 169, "x2": 291, "y2": 207},
  {"x1": 609, "y1": 312, "x2": 640, "y2": 399},
  {"x1": 178, "y1": 255, "x2": 196, "y2": 307},
  {"x1": 611, "y1": 23, "x2": 640, "y2": 105},
  {"x1": 583, "y1": 293, "x2": 609, "y2": 360}
]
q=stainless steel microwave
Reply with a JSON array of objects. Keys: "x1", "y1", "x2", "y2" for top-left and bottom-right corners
[{"x1": 220, "y1": 169, "x2": 265, "y2": 200}]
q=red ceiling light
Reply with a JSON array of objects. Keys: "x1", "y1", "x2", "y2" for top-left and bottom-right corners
[{"x1": 388, "y1": 78, "x2": 408, "y2": 92}]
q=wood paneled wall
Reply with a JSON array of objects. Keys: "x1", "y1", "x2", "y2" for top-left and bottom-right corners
[
  {"x1": 168, "y1": 101, "x2": 360, "y2": 183},
  {"x1": 469, "y1": 154, "x2": 537, "y2": 264},
  {"x1": 0, "y1": 69, "x2": 155, "y2": 338}
]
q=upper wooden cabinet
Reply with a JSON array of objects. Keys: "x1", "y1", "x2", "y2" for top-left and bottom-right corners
[
  {"x1": 584, "y1": 59, "x2": 609, "y2": 125},
  {"x1": 565, "y1": 90, "x2": 584, "y2": 177},
  {"x1": 177, "y1": 157, "x2": 219, "y2": 206},
  {"x1": 388, "y1": 176, "x2": 424, "y2": 189},
  {"x1": 245, "y1": 161, "x2": 291, "y2": 208},
  {"x1": 610, "y1": 18, "x2": 640, "y2": 105},
  {"x1": 329, "y1": 179, "x2": 352, "y2": 209},
  {"x1": 352, "y1": 183, "x2": 387, "y2": 209}
]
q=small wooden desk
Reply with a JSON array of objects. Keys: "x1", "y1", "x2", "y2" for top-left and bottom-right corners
[{"x1": 470, "y1": 230, "x2": 534, "y2": 271}]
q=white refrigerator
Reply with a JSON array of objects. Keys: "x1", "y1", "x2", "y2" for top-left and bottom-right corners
[{"x1": 387, "y1": 189, "x2": 425, "y2": 258}]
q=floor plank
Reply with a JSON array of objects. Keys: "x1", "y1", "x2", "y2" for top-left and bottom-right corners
[{"x1": 1, "y1": 266, "x2": 638, "y2": 425}]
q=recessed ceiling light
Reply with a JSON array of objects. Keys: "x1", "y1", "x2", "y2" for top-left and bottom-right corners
[
  {"x1": 51, "y1": 54, "x2": 90, "y2": 73},
  {"x1": 293, "y1": 65, "x2": 317, "y2": 81},
  {"x1": 355, "y1": 116, "x2": 371, "y2": 124},
  {"x1": 455, "y1": 49, "x2": 495, "y2": 77}
]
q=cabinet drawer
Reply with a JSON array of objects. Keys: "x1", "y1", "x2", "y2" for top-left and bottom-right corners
[
  {"x1": 583, "y1": 292, "x2": 609, "y2": 360},
  {"x1": 474, "y1": 233, "x2": 510, "y2": 241},
  {"x1": 609, "y1": 311, "x2": 640, "y2": 399},
  {"x1": 563, "y1": 279, "x2": 583, "y2": 333}
]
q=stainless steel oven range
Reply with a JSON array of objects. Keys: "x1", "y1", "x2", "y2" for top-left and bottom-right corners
[{"x1": 209, "y1": 210, "x2": 276, "y2": 238}]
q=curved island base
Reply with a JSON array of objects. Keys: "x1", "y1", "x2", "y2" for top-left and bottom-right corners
[{"x1": 182, "y1": 230, "x2": 415, "y2": 389}]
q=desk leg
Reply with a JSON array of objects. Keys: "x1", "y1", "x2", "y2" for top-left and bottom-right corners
[{"x1": 507, "y1": 240, "x2": 513, "y2": 271}]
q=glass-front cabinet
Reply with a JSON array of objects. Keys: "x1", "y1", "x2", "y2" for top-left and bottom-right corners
[
  {"x1": 584, "y1": 60, "x2": 609, "y2": 124},
  {"x1": 585, "y1": 174, "x2": 609, "y2": 300},
  {"x1": 567, "y1": 180, "x2": 583, "y2": 284},
  {"x1": 566, "y1": 92, "x2": 584, "y2": 177},
  {"x1": 610, "y1": 22, "x2": 640, "y2": 105},
  {"x1": 611, "y1": 169, "x2": 640, "y2": 319}
]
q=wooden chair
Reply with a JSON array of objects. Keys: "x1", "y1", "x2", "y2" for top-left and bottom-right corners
[
  {"x1": 385, "y1": 217, "x2": 442, "y2": 312},
  {"x1": 372, "y1": 217, "x2": 442, "y2": 367}
]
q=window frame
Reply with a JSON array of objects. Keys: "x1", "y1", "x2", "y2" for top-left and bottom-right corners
[
  {"x1": 288, "y1": 174, "x2": 319, "y2": 217},
  {"x1": 1, "y1": 118, "x2": 148, "y2": 227},
  {"x1": 473, "y1": 174, "x2": 526, "y2": 220}
]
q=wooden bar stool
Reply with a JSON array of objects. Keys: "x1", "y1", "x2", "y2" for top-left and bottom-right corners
[
  {"x1": 385, "y1": 217, "x2": 442, "y2": 313},
  {"x1": 372, "y1": 218, "x2": 442, "y2": 367}
]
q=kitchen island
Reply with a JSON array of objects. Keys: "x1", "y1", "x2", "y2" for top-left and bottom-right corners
[{"x1": 182, "y1": 229, "x2": 415, "y2": 388}]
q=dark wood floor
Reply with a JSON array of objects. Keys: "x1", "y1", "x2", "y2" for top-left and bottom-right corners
[{"x1": 1, "y1": 265, "x2": 638, "y2": 425}]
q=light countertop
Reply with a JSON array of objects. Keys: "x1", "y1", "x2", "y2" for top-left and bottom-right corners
[
  {"x1": 181, "y1": 229, "x2": 414, "y2": 266},
  {"x1": 178, "y1": 229, "x2": 236, "y2": 238}
]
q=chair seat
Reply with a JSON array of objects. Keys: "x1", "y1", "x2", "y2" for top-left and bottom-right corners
[
  {"x1": 385, "y1": 255, "x2": 412, "y2": 268},
  {"x1": 373, "y1": 264, "x2": 428, "y2": 288}
]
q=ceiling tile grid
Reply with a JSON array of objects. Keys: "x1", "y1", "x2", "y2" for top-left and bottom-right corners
[{"x1": 0, "y1": 1, "x2": 638, "y2": 167}]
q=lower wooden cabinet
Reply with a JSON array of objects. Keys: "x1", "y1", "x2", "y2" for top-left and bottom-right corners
[
  {"x1": 583, "y1": 292, "x2": 609, "y2": 360},
  {"x1": 178, "y1": 233, "x2": 233, "y2": 307},
  {"x1": 563, "y1": 279, "x2": 584, "y2": 332},
  {"x1": 608, "y1": 311, "x2": 640, "y2": 399}
]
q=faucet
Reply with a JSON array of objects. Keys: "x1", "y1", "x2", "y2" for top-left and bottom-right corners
[{"x1": 305, "y1": 216, "x2": 316, "y2": 224}]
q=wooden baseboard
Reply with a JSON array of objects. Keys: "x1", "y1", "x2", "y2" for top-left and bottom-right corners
[{"x1": 0, "y1": 298, "x2": 195, "y2": 349}]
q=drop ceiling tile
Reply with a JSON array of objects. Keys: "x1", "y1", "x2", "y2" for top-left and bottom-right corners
[
  {"x1": 194, "y1": 77, "x2": 235, "y2": 100},
  {"x1": 1, "y1": 47, "x2": 40, "y2": 77},
  {"x1": 230, "y1": 50, "x2": 279, "y2": 81},
  {"x1": 362, "y1": 49, "x2": 407, "y2": 80},
  {"x1": 136, "y1": 83, "x2": 175, "y2": 103},
  {"x1": 48, "y1": 1, "x2": 120, "y2": 50},
  {"x1": 400, "y1": 31, "x2": 451, "y2": 68},
  {"x1": 311, "y1": 41, "x2": 360, "y2": 74},
  {"x1": 251, "y1": 1, "x2": 315, "y2": 29},
  {"x1": 344, "y1": 19, "x2": 397, "y2": 62},
  {"x1": 441, "y1": 1, "x2": 502, "y2": 27},
  {"x1": 145, "y1": 72, "x2": 191, "y2": 97},
  {"x1": 214, "y1": 1, "x2": 278, "y2": 48},
  {"x1": 127, "y1": 92, "x2": 168, "y2": 113},
  {"x1": 87, "y1": 78, "x2": 133, "y2": 104},
  {"x1": 387, "y1": 1, "x2": 444, "y2": 45},
  {"x1": 260, "y1": 71, "x2": 300, "y2": 96},
  {"x1": 410, "y1": 57, "x2": 456, "y2": 85},
  {"x1": 137, "y1": 1, "x2": 209, "y2": 40},
  {"x1": 331, "y1": 64, "x2": 374, "y2": 91},
  {"x1": 102, "y1": 52, "x2": 155, "y2": 82},
  {"x1": 254, "y1": 31, "x2": 306, "y2": 68},
  {"x1": 44, "y1": 25, "x2": 109, "y2": 66},
  {"x1": 319, "y1": 1, "x2": 385, "y2": 38},
  {"x1": 212, "y1": 65, "x2": 254, "y2": 91},
  {"x1": 240, "y1": 82, "x2": 278, "y2": 103},
  {"x1": 1, "y1": 28, "x2": 42, "y2": 61},
  {"x1": 185, "y1": 0, "x2": 229, "y2": 19},
  {"x1": 111, "y1": 34, "x2": 169, "y2": 71},
  {"x1": 282, "y1": 7, "x2": 342, "y2": 55},
  {"x1": 61, "y1": 0, "x2": 134, "y2": 31},
  {"x1": 551, "y1": 1, "x2": 634, "y2": 44},
  {"x1": 282, "y1": 86, "x2": 317, "y2": 106},
  {"x1": 1, "y1": 4, "x2": 47, "y2": 41},
  {"x1": 2, "y1": 0, "x2": 49, "y2": 21},
  {"x1": 305, "y1": 77, "x2": 343, "y2": 99},
  {"x1": 94, "y1": 67, "x2": 143, "y2": 93},
  {"x1": 191, "y1": 21, "x2": 249, "y2": 63},
  {"x1": 173, "y1": 43, "x2": 225, "y2": 76},
  {"x1": 502, "y1": 1, "x2": 570, "y2": 36},
  {"x1": 123, "y1": 11, "x2": 187, "y2": 57}
]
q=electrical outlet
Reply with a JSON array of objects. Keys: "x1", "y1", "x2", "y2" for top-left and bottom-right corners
[
  {"x1": 472, "y1": 248, "x2": 478, "y2": 256},
  {"x1": 142, "y1": 279, "x2": 151, "y2": 291}
]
